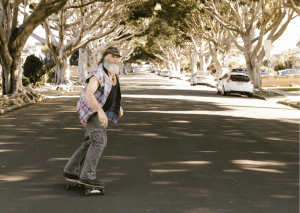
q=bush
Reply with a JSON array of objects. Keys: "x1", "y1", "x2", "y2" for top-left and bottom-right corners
[
  {"x1": 23, "y1": 55, "x2": 44, "y2": 84},
  {"x1": 274, "y1": 64, "x2": 285, "y2": 71},
  {"x1": 22, "y1": 77, "x2": 31, "y2": 86},
  {"x1": 38, "y1": 67, "x2": 48, "y2": 84}
]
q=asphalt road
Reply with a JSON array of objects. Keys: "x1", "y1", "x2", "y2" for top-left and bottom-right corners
[{"x1": 0, "y1": 70, "x2": 299, "y2": 213}]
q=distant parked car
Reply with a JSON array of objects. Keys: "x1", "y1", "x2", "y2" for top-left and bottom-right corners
[
  {"x1": 190, "y1": 72, "x2": 216, "y2": 86},
  {"x1": 129, "y1": 67, "x2": 135, "y2": 73},
  {"x1": 260, "y1": 71, "x2": 275, "y2": 76},
  {"x1": 260, "y1": 71, "x2": 269, "y2": 76},
  {"x1": 169, "y1": 70, "x2": 181, "y2": 79},
  {"x1": 217, "y1": 72, "x2": 254, "y2": 97},
  {"x1": 140, "y1": 64, "x2": 151, "y2": 71},
  {"x1": 155, "y1": 69, "x2": 161, "y2": 75},
  {"x1": 160, "y1": 69, "x2": 170, "y2": 77},
  {"x1": 277, "y1": 69, "x2": 300, "y2": 76},
  {"x1": 150, "y1": 69, "x2": 156, "y2": 73},
  {"x1": 231, "y1": 67, "x2": 247, "y2": 74}
]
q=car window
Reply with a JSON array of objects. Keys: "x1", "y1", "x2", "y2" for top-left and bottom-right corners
[{"x1": 230, "y1": 75, "x2": 250, "y2": 82}]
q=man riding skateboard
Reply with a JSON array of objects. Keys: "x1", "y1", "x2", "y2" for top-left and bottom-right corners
[{"x1": 63, "y1": 46, "x2": 123, "y2": 186}]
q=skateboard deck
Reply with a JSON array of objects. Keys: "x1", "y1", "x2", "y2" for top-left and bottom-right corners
[{"x1": 64, "y1": 177, "x2": 105, "y2": 195}]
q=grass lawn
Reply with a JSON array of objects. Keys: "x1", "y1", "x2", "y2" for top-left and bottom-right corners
[
  {"x1": 279, "y1": 88, "x2": 300, "y2": 92},
  {"x1": 254, "y1": 90, "x2": 283, "y2": 98}
]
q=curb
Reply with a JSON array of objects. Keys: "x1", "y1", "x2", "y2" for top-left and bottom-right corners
[
  {"x1": 0, "y1": 86, "x2": 84, "y2": 115},
  {"x1": 277, "y1": 101, "x2": 300, "y2": 109},
  {"x1": 253, "y1": 94, "x2": 266, "y2": 100},
  {"x1": 0, "y1": 96, "x2": 48, "y2": 115}
]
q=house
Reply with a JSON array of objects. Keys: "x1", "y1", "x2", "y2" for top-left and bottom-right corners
[
  {"x1": 290, "y1": 40, "x2": 300, "y2": 69},
  {"x1": 21, "y1": 49, "x2": 34, "y2": 65},
  {"x1": 22, "y1": 42, "x2": 45, "y2": 65}
]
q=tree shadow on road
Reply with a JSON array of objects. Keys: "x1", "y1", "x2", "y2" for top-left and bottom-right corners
[{"x1": 0, "y1": 87, "x2": 298, "y2": 213}]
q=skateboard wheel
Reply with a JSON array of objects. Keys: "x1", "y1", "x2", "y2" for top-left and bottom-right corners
[
  {"x1": 100, "y1": 189, "x2": 105, "y2": 195},
  {"x1": 85, "y1": 189, "x2": 91, "y2": 196},
  {"x1": 66, "y1": 184, "x2": 71, "y2": 190}
]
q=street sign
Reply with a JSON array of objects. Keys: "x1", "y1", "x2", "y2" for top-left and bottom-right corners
[
  {"x1": 265, "y1": 50, "x2": 271, "y2": 58},
  {"x1": 264, "y1": 40, "x2": 272, "y2": 50}
]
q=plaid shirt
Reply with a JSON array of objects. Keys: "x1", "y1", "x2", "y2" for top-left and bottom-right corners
[{"x1": 77, "y1": 64, "x2": 121, "y2": 125}]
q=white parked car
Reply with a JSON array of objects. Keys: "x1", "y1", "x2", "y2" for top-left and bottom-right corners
[
  {"x1": 217, "y1": 72, "x2": 254, "y2": 97},
  {"x1": 160, "y1": 69, "x2": 170, "y2": 77},
  {"x1": 191, "y1": 72, "x2": 216, "y2": 86},
  {"x1": 155, "y1": 69, "x2": 161, "y2": 75},
  {"x1": 169, "y1": 70, "x2": 181, "y2": 79}
]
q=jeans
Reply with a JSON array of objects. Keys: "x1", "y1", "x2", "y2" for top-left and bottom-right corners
[{"x1": 64, "y1": 113, "x2": 107, "y2": 180}]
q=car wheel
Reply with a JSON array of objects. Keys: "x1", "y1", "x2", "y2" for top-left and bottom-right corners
[
  {"x1": 248, "y1": 93, "x2": 253, "y2": 97},
  {"x1": 221, "y1": 86, "x2": 227, "y2": 96}
]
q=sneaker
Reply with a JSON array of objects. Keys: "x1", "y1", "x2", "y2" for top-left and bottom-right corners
[
  {"x1": 63, "y1": 172, "x2": 80, "y2": 180},
  {"x1": 80, "y1": 178, "x2": 105, "y2": 187}
]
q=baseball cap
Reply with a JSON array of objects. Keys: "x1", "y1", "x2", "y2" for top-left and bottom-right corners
[{"x1": 103, "y1": 46, "x2": 121, "y2": 57}]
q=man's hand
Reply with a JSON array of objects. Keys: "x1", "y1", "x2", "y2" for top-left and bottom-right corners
[
  {"x1": 120, "y1": 106, "x2": 123, "y2": 117},
  {"x1": 98, "y1": 111, "x2": 108, "y2": 127}
]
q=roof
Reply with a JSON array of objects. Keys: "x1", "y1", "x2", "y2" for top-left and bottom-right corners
[{"x1": 272, "y1": 54, "x2": 281, "y2": 58}]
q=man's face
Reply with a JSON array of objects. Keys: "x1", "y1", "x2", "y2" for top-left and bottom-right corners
[
  {"x1": 106, "y1": 54, "x2": 120, "y2": 63},
  {"x1": 103, "y1": 54, "x2": 120, "y2": 74}
]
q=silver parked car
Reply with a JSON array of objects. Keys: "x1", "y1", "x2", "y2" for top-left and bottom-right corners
[
  {"x1": 190, "y1": 72, "x2": 216, "y2": 86},
  {"x1": 160, "y1": 69, "x2": 170, "y2": 77},
  {"x1": 217, "y1": 72, "x2": 254, "y2": 97},
  {"x1": 277, "y1": 69, "x2": 300, "y2": 76},
  {"x1": 169, "y1": 70, "x2": 181, "y2": 79}
]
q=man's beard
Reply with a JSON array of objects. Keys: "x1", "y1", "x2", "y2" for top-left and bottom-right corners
[{"x1": 103, "y1": 57, "x2": 119, "y2": 75}]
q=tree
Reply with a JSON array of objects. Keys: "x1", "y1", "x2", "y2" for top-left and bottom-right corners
[
  {"x1": 0, "y1": 0, "x2": 69, "y2": 95},
  {"x1": 42, "y1": 0, "x2": 126, "y2": 85},
  {"x1": 129, "y1": 0, "x2": 195, "y2": 67},
  {"x1": 286, "y1": 0, "x2": 300, "y2": 16},
  {"x1": 203, "y1": 0, "x2": 295, "y2": 88},
  {"x1": 184, "y1": 10, "x2": 230, "y2": 78}
]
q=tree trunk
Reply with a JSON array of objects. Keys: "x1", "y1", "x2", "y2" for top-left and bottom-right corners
[
  {"x1": 92, "y1": 51, "x2": 101, "y2": 69},
  {"x1": 243, "y1": 37, "x2": 261, "y2": 88},
  {"x1": 213, "y1": 51, "x2": 225, "y2": 79},
  {"x1": 55, "y1": 56, "x2": 72, "y2": 85},
  {"x1": 190, "y1": 51, "x2": 199, "y2": 75},
  {"x1": 246, "y1": 60, "x2": 261, "y2": 88},
  {"x1": 171, "y1": 62, "x2": 176, "y2": 72},
  {"x1": 119, "y1": 62, "x2": 124, "y2": 74},
  {"x1": 124, "y1": 63, "x2": 131, "y2": 74},
  {"x1": 175, "y1": 61, "x2": 181, "y2": 73},
  {"x1": 78, "y1": 47, "x2": 88, "y2": 84},
  {"x1": 1, "y1": 53, "x2": 23, "y2": 95},
  {"x1": 199, "y1": 54, "x2": 212, "y2": 74}
]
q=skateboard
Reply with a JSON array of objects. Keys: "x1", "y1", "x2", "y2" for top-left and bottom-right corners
[{"x1": 64, "y1": 178, "x2": 105, "y2": 196}]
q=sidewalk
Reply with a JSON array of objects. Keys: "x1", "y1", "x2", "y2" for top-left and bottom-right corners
[
  {"x1": 33, "y1": 84, "x2": 85, "y2": 97},
  {"x1": 256, "y1": 86, "x2": 300, "y2": 109}
]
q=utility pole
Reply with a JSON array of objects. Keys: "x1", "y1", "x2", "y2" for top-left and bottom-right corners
[{"x1": 264, "y1": 40, "x2": 272, "y2": 96}]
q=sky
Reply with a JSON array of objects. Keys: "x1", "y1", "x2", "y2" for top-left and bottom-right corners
[
  {"x1": 272, "y1": 16, "x2": 300, "y2": 54},
  {"x1": 27, "y1": 15, "x2": 300, "y2": 55}
]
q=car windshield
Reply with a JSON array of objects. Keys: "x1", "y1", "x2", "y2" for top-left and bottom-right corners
[{"x1": 230, "y1": 75, "x2": 250, "y2": 82}]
